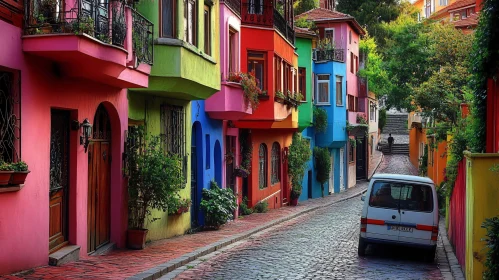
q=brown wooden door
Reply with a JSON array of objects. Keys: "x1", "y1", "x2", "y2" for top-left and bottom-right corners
[
  {"x1": 49, "y1": 110, "x2": 70, "y2": 252},
  {"x1": 87, "y1": 105, "x2": 111, "y2": 253}
]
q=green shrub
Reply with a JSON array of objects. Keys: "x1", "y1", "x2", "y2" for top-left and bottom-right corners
[
  {"x1": 314, "y1": 147, "x2": 331, "y2": 197},
  {"x1": 288, "y1": 133, "x2": 312, "y2": 199},
  {"x1": 239, "y1": 196, "x2": 253, "y2": 216},
  {"x1": 379, "y1": 108, "x2": 387, "y2": 132},
  {"x1": 200, "y1": 181, "x2": 237, "y2": 229},
  {"x1": 482, "y1": 216, "x2": 499, "y2": 280},
  {"x1": 313, "y1": 106, "x2": 328, "y2": 133},
  {"x1": 253, "y1": 201, "x2": 268, "y2": 213},
  {"x1": 12, "y1": 161, "x2": 28, "y2": 172}
]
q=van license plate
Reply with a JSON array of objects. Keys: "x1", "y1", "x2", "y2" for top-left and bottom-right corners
[{"x1": 387, "y1": 225, "x2": 413, "y2": 232}]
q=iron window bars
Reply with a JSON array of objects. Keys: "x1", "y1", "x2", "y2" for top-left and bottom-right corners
[{"x1": 0, "y1": 70, "x2": 21, "y2": 165}]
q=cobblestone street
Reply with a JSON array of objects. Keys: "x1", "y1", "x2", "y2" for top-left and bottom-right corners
[{"x1": 173, "y1": 155, "x2": 449, "y2": 280}]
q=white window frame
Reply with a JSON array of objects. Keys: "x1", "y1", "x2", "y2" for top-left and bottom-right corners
[
  {"x1": 316, "y1": 74, "x2": 330, "y2": 105},
  {"x1": 324, "y1": 28, "x2": 335, "y2": 45}
]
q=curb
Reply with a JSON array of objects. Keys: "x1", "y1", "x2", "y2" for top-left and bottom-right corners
[
  {"x1": 368, "y1": 153, "x2": 384, "y2": 180},
  {"x1": 439, "y1": 219, "x2": 465, "y2": 280},
  {"x1": 128, "y1": 187, "x2": 367, "y2": 280}
]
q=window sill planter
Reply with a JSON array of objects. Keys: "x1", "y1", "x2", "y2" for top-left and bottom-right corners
[
  {"x1": 126, "y1": 228, "x2": 148, "y2": 250},
  {"x1": 0, "y1": 171, "x2": 14, "y2": 186},
  {"x1": 258, "y1": 94, "x2": 270, "y2": 101},
  {"x1": 234, "y1": 167, "x2": 249, "y2": 178},
  {"x1": 274, "y1": 96, "x2": 285, "y2": 104},
  {"x1": 170, "y1": 206, "x2": 190, "y2": 215},
  {"x1": 10, "y1": 171, "x2": 30, "y2": 185}
]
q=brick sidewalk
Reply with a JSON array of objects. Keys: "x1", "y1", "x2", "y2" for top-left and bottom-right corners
[
  {"x1": 4, "y1": 183, "x2": 368, "y2": 280},
  {"x1": 368, "y1": 148, "x2": 383, "y2": 179}
]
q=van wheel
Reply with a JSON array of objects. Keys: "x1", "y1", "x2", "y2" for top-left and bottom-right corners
[
  {"x1": 358, "y1": 238, "x2": 367, "y2": 256},
  {"x1": 424, "y1": 246, "x2": 436, "y2": 263}
]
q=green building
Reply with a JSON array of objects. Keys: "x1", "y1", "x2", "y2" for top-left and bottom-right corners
[
  {"x1": 128, "y1": 0, "x2": 220, "y2": 241},
  {"x1": 295, "y1": 28, "x2": 316, "y2": 131}
]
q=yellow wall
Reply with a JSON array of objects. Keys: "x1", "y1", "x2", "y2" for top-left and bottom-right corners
[
  {"x1": 464, "y1": 152, "x2": 499, "y2": 280},
  {"x1": 128, "y1": 92, "x2": 192, "y2": 241}
]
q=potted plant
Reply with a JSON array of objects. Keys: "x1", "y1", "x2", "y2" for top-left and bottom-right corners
[
  {"x1": 287, "y1": 133, "x2": 312, "y2": 206},
  {"x1": 200, "y1": 181, "x2": 237, "y2": 230},
  {"x1": 111, "y1": 5, "x2": 126, "y2": 46},
  {"x1": 10, "y1": 161, "x2": 30, "y2": 185},
  {"x1": 38, "y1": 0, "x2": 58, "y2": 24},
  {"x1": 0, "y1": 162, "x2": 14, "y2": 186},
  {"x1": 126, "y1": 127, "x2": 184, "y2": 249},
  {"x1": 73, "y1": 16, "x2": 95, "y2": 36},
  {"x1": 274, "y1": 90, "x2": 286, "y2": 103},
  {"x1": 234, "y1": 166, "x2": 249, "y2": 178},
  {"x1": 290, "y1": 187, "x2": 301, "y2": 206},
  {"x1": 314, "y1": 147, "x2": 332, "y2": 197}
]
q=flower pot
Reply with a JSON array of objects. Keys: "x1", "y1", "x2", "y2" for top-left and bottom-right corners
[
  {"x1": 10, "y1": 171, "x2": 30, "y2": 185},
  {"x1": 258, "y1": 95, "x2": 270, "y2": 101},
  {"x1": 290, "y1": 198, "x2": 298, "y2": 206},
  {"x1": 126, "y1": 229, "x2": 148, "y2": 250},
  {"x1": 0, "y1": 171, "x2": 14, "y2": 186}
]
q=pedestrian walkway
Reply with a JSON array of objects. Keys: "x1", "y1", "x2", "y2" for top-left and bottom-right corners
[
  {"x1": 368, "y1": 148, "x2": 383, "y2": 179},
  {"x1": 4, "y1": 184, "x2": 368, "y2": 280}
]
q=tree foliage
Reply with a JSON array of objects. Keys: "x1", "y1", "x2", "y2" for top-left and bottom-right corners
[
  {"x1": 294, "y1": 0, "x2": 318, "y2": 16},
  {"x1": 314, "y1": 147, "x2": 331, "y2": 197},
  {"x1": 200, "y1": 181, "x2": 237, "y2": 229},
  {"x1": 336, "y1": 0, "x2": 401, "y2": 44},
  {"x1": 288, "y1": 133, "x2": 312, "y2": 192}
]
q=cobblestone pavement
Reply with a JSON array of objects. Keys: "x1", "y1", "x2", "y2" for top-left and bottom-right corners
[{"x1": 173, "y1": 155, "x2": 449, "y2": 280}]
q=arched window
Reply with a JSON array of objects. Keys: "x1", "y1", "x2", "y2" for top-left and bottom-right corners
[
  {"x1": 271, "y1": 142, "x2": 280, "y2": 184},
  {"x1": 259, "y1": 144, "x2": 268, "y2": 189}
]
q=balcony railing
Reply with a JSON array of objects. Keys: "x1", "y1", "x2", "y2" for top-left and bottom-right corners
[
  {"x1": 312, "y1": 49, "x2": 345, "y2": 63},
  {"x1": 130, "y1": 6, "x2": 153, "y2": 65},
  {"x1": 25, "y1": 0, "x2": 128, "y2": 47},
  {"x1": 221, "y1": 0, "x2": 240, "y2": 17},
  {"x1": 241, "y1": 1, "x2": 294, "y2": 43},
  {"x1": 273, "y1": 9, "x2": 294, "y2": 43}
]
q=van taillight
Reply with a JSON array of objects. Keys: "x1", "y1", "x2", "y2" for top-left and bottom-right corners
[
  {"x1": 360, "y1": 218, "x2": 367, "y2": 232},
  {"x1": 431, "y1": 226, "x2": 439, "y2": 241}
]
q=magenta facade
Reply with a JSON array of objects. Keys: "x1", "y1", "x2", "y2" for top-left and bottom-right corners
[{"x1": 0, "y1": 1, "x2": 151, "y2": 273}]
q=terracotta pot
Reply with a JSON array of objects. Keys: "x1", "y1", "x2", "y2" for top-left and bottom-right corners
[
  {"x1": 290, "y1": 198, "x2": 299, "y2": 206},
  {"x1": 127, "y1": 229, "x2": 148, "y2": 250},
  {"x1": 10, "y1": 171, "x2": 30, "y2": 185},
  {"x1": 0, "y1": 171, "x2": 14, "y2": 186}
]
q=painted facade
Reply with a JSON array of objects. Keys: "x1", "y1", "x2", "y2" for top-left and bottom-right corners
[
  {"x1": 235, "y1": 0, "x2": 298, "y2": 209},
  {"x1": 130, "y1": 0, "x2": 220, "y2": 234},
  {"x1": 0, "y1": 0, "x2": 152, "y2": 273}
]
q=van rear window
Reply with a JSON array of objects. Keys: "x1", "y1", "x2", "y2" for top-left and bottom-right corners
[{"x1": 369, "y1": 181, "x2": 433, "y2": 212}]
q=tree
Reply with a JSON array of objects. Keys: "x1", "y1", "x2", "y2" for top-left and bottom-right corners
[
  {"x1": 314, "y1": 147, "x2": 331, "y2": 197},
  {"x1": 358, "y1": 35, "x2": 390, "y2": 98},
  {"x1": 288, "y1": 133, "x2": 312, "y2": 199},
  {"x1": 336, "y1": 0, "x2": 401, "y2": 44},
  {"x1": 294, "y1": 0, "x2": 318, "y2": 16}
]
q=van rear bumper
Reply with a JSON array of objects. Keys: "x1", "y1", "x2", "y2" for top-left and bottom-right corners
[{"x1": 360, "y1": 237, "x2": 436, "y2": 249}]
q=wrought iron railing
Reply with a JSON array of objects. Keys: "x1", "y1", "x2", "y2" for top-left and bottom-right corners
[
  {"x1": 241, "y1": 2, "x2": 274, "y2": 26},
  {"x1": 273, "y1": 9, "x2": 294, "y2": 43},
  {"x1": 221, "y1": 0, "x2": 240, "y2": 16},
  {"x1": 25, "y1": 0, "x2": 127, "y2": 48},
  {"x1": 312, "y1": 49, "x2": 345, "y2": 63},
  {"x1": 130, "y1": 7, "x2": 153, "y2": 65}
]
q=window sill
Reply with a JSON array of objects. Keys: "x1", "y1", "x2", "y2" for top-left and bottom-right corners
[
  {"x1": 156, "y1": 38, "x2": 216, "y2": 64},
  {"x1": 315, "y1": 103, "x2": 330, "y2": 106}
]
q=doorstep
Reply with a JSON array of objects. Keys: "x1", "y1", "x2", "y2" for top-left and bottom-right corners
[{"x1": 48, "y1": 245, "x2": 80, "y2": 266}]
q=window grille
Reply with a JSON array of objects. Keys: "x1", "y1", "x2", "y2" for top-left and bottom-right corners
[
  {"x1": 0, "y1": 70, "x2": 21, "y2": 164},
  {"x1": 259, "y1": 143, "x2": 268, "y2": 189},
  {"x1": 271, "y1": 142, "x2": 280, "y2": 184},
  {"x1": 160, "y1": 104, "x2": 187, "y2": 181}
]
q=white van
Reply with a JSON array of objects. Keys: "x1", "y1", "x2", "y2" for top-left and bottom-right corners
[{"x1": 358, "y1": 174, "x2": 439, "y2": 261}]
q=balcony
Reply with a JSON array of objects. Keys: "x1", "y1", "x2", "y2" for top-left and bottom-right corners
[
  {"x1": 409, "y1": 112, "x2": 422, "y2": 128},
  {"x1": 241, "y1": 1, "x2": 294, "y2": 43},
  {"x1": 206, "y1": 82, "x2": 252, "y2": 120},
  {"x1": 312, "y1": 49, "x2": 345, "y2": 63},
  {"x1": 22, "y1": 0, "x2": 153, "y2": 88},
  {"x1": 221, "y1": 0, "x2": 240, "y2": 17}
]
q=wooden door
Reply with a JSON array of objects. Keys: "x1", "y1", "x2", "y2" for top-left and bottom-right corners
[
  {"x1": 49, "y1": 110, "x2": 70, "y2": 252},
  {"x1": 356, "y1": 137, "x2": 366, "y2": 180},
  {"x1": 87, "y1": 105, "x2": 111, "y2": 253},
  {"x1": 225, "y1": 136, "x2": 236, "y2": 193}
]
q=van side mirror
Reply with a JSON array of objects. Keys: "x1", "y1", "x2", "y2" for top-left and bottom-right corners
[{"x1": 361, "y1": 196, "x2": 365, "y2": 201}]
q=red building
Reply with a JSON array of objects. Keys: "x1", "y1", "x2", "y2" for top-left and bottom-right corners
[{"x1": 235, "y1": 0, "x2": 298, "y2": 209}]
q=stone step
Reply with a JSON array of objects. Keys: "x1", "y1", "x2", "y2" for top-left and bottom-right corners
[{"x1": 49, "y1": 245, "x2": 80, "y2": 266}]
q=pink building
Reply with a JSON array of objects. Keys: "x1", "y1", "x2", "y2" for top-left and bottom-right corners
[
  {"x1": 0, "y1": 0, "x2": 152, "y2": 274},
  {"x1": 206, "y1": 0, "x2": 249, "y2": 209}
]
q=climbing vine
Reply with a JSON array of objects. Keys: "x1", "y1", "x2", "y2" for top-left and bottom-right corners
[{"x1": 468, "y1": 0, "x2": 499, "y2": 152}]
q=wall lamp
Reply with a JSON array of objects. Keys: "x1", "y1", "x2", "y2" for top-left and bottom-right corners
[{"x1": 72, "y1": 119, "x2": 92, "y2": 153}]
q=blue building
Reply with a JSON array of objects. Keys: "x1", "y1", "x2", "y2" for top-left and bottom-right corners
[
  {"x1": 313, "y1": 50, "x2": 348, "y2": 194},
  {"x1": 191, "y1": 100, "x2": 223, "y2": 227}
]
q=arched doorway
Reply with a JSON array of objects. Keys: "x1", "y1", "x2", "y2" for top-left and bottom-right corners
[
  {"x1": 87, "y1": 104, "x2": 111, "y2": 253},
  {"x1": 214, "y1": 140, "x2": 222, "y2": 187},
  {"x1": 191, "y1": 122, "x2": 203, "y2": 227}
]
